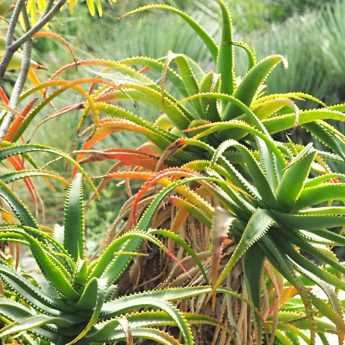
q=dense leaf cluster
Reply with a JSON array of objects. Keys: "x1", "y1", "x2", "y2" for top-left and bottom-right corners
[{"x1": 1, "y1": 1, "x2": 345, "y2": 344}]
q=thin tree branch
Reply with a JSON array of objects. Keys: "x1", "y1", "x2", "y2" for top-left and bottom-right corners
[
  {"x1": 6, "y1": 0, "x2": 26, "y2": 46},
  {"x1": 0, "y1": 0, "x2": 67, "y2": 82},
  {"x1": 0, "y1": 0, "x2": 26, "y2": 80},
  {"x1": 9, "y1": 5, "x2": 32, "y2": 106},
  {"x1": 0, "y1": 0, "x2": 67, "y2": 138},
  {"x1": 11, "y1": 0, "x2": 67, "y2": 51},
  {"x1": 0, "y1": 6, "x2": 32, "y2": 139}
]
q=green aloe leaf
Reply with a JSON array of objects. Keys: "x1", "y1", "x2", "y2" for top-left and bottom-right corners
[
  {"x1": 244, "y1": 245, "x2": 265, "y2": 311},
  {"x1": 76, "y1": 277, "x2": 98, "y2": 310},
  {"x1": 100, "y1": 84, "x2": 192, "y2": 129},
  {"x1": 276, "y1": 237, "x2": 345, "y2": 290},
  {"x1": 271, "y1": 209, "x2": 345, "y2": 229},
  {"x1": 223, "y1": 55, "x2": 284, "y2": 120},
  {"x1": 0, "y1": 298, "x2": 34, "y2": 320},
  {"x1": 102, "y1": 295, "x2": 194, "y2": 345},
  {"x1": 120, "y1": 56, "x2": 187, "y2": 96},
  {"x1": 264, "y1": 109, "x2": 345, "y2": 135},
  {"x1": 165, "y1": 52, "x2": 203, "y2": 115},
  {"x1": 199, "y1": 72, "x2": 221, "y2": 121},
  {"x1": 0, "y1": 315, "x2": 74, "y2": 339},
  {"x1": 283, "y1": 230, "x2": 345, "y2": 274},
  {"x1": 0, "y1": 179, "x2": 37, "y2": 228},
  {"x1": 0, "y1": 169, "x2": 67, "y2": 185},
  {"x1": 92, "y1": 230, "x2": 192, "y2": 283},
  {"x1": 232, "y1": 40, "x2": 256, "y2": 70},
  {"x1": 149, "y1": 228, "x2": 208, "y2": 282},
  {"x1": 296, "y1": 183, "x2": 345, "y2": 209},
  {"x1": 121, "y1": 4, "x2": 218, "y2": 61},
  {"x1": 212, "y1": 139, "x2": 277, "y2": 206},
  {"x1": 86, "y1": 327, "x2": 182, "y2": 345},
  {"x1": 67, "y1": 278, "x2": 107, "y2": 345},
  {"x1": 244, "y1": 244, "x2": 265, "y2": 339},
  {"x1": 305, "y1": 121, "x2": 345, "y2": 160},
  {"x1": 29, "y1": 236, "x2": 78, "y2": 300},
  {"x1": 276, "y1": 143, "x2": 316, "y2": 209},
  {"x1": 94, "y1": 103, "x2": 176, "y2": 149},
  {"x1": 64, "y1": 174, "x2": 85, "y2": 261},
  {"x1": 215, "y1": 208, "x2": 275, "y2": 288},
  {"x1": 0, "y1": 264, "x2": 61, "y2": 314},
  {"x1": 86, "y1": 312, "x2": 222, "y2": 344},
  {"x1": 0, "y1": 143, "x2": 95, "y2": 191},
  {"x1": 217, "y1": 0, "x2": 235, "y2": 97}
]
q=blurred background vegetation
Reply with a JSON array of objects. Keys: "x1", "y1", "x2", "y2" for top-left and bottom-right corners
[{"x1": 5, "y1": 0, "x2": 345, "y2": 244}]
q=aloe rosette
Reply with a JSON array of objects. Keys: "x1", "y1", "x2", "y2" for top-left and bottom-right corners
[{"x1": 0, "y1": 174, "x2": 235, "y2": 344}]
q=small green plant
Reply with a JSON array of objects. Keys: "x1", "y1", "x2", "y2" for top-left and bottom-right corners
[{"x1": 0, "y1": 174, "x2": 224, "y2": 344}]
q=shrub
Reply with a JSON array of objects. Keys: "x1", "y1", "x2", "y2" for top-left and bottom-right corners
[{"x1": 2, "y1": 1, "x2": 345, "y2": 344}]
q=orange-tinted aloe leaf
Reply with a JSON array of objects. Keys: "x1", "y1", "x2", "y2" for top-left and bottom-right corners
[
  {"x1": 6, "y1": 156, "x2": 38, "y2": 206},
  {"x1": 4, "y1": 98, "x2": 38, "y2": 142},
  {"x1": 79, "y1": 120, "x2": 157, "y2": 160},
  {"x1": 0, "y1": 87, "x2": 9, "y2": 105},
  {"x1": 27, "y1": 68, "x2": 43, "y2": 97},
  {"x1": 168, "y1": 207, "x2": 189, "y2": 252},
  {"x1": 21, "y1": 78, "x2": 117, "y2": 100},
  {"x1": 279, "y1": 287, "x2": 299, "y2": 308},
  {"x1": 88, "y1": 143, "x2": 160, "y2": 200},
  {"x1": 28, "y1": 103, "x2": 84, "y2": 143},
  {"x1": 169, "y1": 196, "x2": 212, "y2": 227},
  {"x1": 97, "y1": 171, "x2": 154, "y2": 181},
  {"x1": 131, "y1": 168, "x2": 198, "y2": 225},
  {"x1": 98, "y1": 168, "x2": 213, "y2": 224},
  {"x1": 170, "y1": 208, "x2": 189, "y2": 234},
  {"x1": 15, "y1": 80, "x2": 115, "y2": 143},
  {"x1": 155, "y1": 139, "x2": 186, "y2": 171},
  {"x1": 77, "y1": 149, "x2": 159, "y2": 170},
  {"x1": 94, "y1": 171, "x2": 154, "y2": 200},
  {"x1": 49, "y1": 59, "x2": 152, "y2": 85},
  {"x1": 0, "y1": 208, "x2": 16, "y2": 223},
  {"x1": 33, "y1": 31, "x2": 77, "y2": 63}
]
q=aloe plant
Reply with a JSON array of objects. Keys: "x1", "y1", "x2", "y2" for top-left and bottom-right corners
[
  {"x1": 101, "y1": 137, "x2": 345, "y2": 343},
  {"x1": 190, "y1": 140, "x2": 345, "y2": 343},
  {"x1": 0, "y1": 173, "x2": 233, "y2": 344},
  {"x1": 2, "y1": 1, "x2": 345, "y2": 344}
]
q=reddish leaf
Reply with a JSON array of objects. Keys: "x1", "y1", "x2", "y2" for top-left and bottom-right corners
[
  {"x1": 78, "y1": 148, "x2": 159, "y2": 170},
  {"x1": 0, "y1": 87, "x2": 9, "y2": 105},
  {"x1": 6, "y1": 156, "x2": 38, "y2": 206},
  {"x1": 131, "y1": 167, "x2": 196, "y2": 225},
  {"x1": 81, "y1": 119, "x2": 154, "y2": 154},
  {"x1": 4, "y1": 98, "x2": 38, "y2": 142}
]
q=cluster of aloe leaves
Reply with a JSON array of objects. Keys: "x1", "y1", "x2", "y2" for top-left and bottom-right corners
[
  {"x1": 2, "y1": 0, "x2": 345, "y2": 344},
  {"x1": 0, "y1": 173, "x2": 233, "y2": 344}
]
